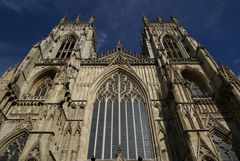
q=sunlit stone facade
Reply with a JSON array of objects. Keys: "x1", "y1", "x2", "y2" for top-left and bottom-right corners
[{"x1": 0, "y1": 15, "x2": 240, "y2": 161}]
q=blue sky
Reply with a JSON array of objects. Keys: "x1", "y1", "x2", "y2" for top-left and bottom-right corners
[{"x1": 0, "y1": 0, "x2": 239, "y2": 78}]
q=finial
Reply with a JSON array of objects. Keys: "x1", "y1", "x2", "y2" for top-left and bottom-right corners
[
  {"x1": 156, "y1": 16, "x2": 162, "y2": 23},
  {"x1": 89, "y1": 15, "x2": 95, "y2": 25},
  {"x1": 75, "y1": 15, "x2": 81, "y2": 24},
  {"x1": 116, "y1": 40, "x2": 122, "y2": 51},
  {"x1": 60, "y1": 15, "x2": 68, "y2": 25},
  {"x1": 171, "y1": 15, "x2": 180, "y2": 24},
  {"x1": 143, "y1": 14, "x2": 149, "y2": 25}
]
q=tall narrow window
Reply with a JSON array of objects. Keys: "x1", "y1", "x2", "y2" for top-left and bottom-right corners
[
  {"x1": 56, "y1": 35, "x2": 76, "y2": 59},
  {"x1": 88, "y1": 72, "x2": 153, "y2": 160},
  {"x1": 0, "y1": 133, "x2": 28, "y2": 161},
  {"x1": 211, "y1": 132, "x2": 239, "y2": 161},
  {"x1": 163, "y1": 35, "x2": 182, "y2": 58},
  {"x1": 34, "y1": 78, "x2": 52, "y2": 97}
]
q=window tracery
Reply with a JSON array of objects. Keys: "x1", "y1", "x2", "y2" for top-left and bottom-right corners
[
  {"x1": 34, "y1": 78, "x2": 52, "y2": 97},
  {"x1": 181, "y1": 69, "x2": 209, "y2": 98},
  {"x1": 56, "y1": 35, "x2": 76, "y2": 59},
  {"x1": 88, "y1": 72, "x2": 153, "y2": 160},
  {"x1": 0, "y1": 133, "x2": 28, "y2": 161},
  {"x1": 211, "y1": 132, "x2": 239, "y2": 161},
  {"x1": 185, "y1": 78, "x2": 205, "y2": 97},
  {"x1": 163, "y1": 35, "x2": 182, "y2": 58}
]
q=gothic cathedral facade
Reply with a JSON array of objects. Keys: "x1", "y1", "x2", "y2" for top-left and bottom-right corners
[{"x1": 0, "y1": 15, "x2": 240, "y2": 161}]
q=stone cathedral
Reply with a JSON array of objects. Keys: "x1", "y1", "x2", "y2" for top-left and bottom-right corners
[{"x1": 0, "y1": 15, "x2": 240, "y2": 161}]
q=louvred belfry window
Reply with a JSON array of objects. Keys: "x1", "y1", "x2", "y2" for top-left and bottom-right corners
[
  {"x1": 88, "y1": 72, "x2": 153, "y2": 160},
  {"x1": 163, "y1": 35, "x2": 182, "y2": 58},
  {"x1": 56, "y1": 35, "x2": 76, "y2": 59}
]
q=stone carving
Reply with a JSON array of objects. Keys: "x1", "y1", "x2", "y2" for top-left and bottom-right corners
[
  {"x1": 25, "y1": 141, "x2": 41, "y2": 161},
  {"x1": 17, "y1": 115, "x2": 33, "y2": 131}
]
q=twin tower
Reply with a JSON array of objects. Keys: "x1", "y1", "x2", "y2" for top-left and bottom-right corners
[{"x1": 0, "y1": 15, "x2": 240, "y2": 161}]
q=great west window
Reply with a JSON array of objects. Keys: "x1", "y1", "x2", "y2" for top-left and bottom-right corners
[{"x1": 88, "y1": 72, "x2": 153, "y2": 160}]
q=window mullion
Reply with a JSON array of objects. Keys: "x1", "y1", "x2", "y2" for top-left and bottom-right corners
[
  {"x1": 66, "y1": 40, "x2": 73, "y2": 58},
  {"x1": 132, "y1": 98, "x2": 138, "y2": 159},
  {"x1": 102, "y1": 98, "x2": 108, "y2": 159},
  {"x1": 93, "y1": 101, "x2": 101, "y2": 156},
  {"x1": 110, "y1": 100, "x2": 114, "y2": 159},
  {"x1": 60, "y1": 41, "x2": 67, "y2": 58},
  {"x1": 118, "y1": 74, "x2": 121, "y2": 145},
  {"x1": 125, "y1": 101, "x2": 129, "y2": 159},
  {"x1": 138, "y1": 100, "x2": 146, "y2": 158}
]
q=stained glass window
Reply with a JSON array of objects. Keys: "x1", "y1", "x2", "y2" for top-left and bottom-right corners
[
  {"x1": 0, "y1": 133, "x2": 28, "y2": 161},
  {"x1": 56, "y1": 35, "x2": 76, "y2": 59},
  {"x1": 211, "y1": 132, "x2": 239, "y2": 161},
  {"x1": 87, "y1": 72, "x2": 153, "y2": 160},
  {"x1": 163, "y1": 35, "x2": 182, "y2": 58}
]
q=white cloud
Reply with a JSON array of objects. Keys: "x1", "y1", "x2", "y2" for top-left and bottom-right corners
[
  {"x1": 97, "y1": 32, "x2": 108, "y2": 51},
  {"x1": 0, "y1": 0, "x2": 51, "y2": 12},
  {"x1": 234, "y1": 59, "x2": 240, "y2": 65},
  {"x1": 204, "y1": 2, "x2": 225, "y2": 29},
  {"x1": 0, "y1": 41, "x2": 22, "y2": 52}
]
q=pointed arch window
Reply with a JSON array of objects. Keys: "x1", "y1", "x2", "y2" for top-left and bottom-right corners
[
  {"x1": 211, "y1": 132, "x2": 239, "y2": 161},
  {"x1": 185, "y1": 78, "x2": 205, "y2": 97},
  {"x1": 87, "y1": 72, "x2": 153, "y2": 160},
  {"x1": 163, "y1": 35, "x2": 182, "y2": 58},
  {"x1": 0, "y1": 133, "x2": 28, "y2": 161},
  {"x1": 34, "y1": 78, "x2": 52, "y2": 97},
  {"x1": 56, "y1": 35, "x2": 76, "y2": 59},
  {"x1": 181, "y1": 70, "x2": 209, "y2": 98}
]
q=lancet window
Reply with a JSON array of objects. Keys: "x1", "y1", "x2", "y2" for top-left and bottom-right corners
[
  {"x1": 163, "y1": 35, "x2": 182, "y2": 59},
  {"x1": 34, "y1": 77, "x2": 52, "y2": 97},
  {"x1": 87, "y1": 72, "x2": 153, "y2": 160},
  {"x1": 0, "y1": 133, "x2": 28, "y2": 161},
  {"x1": 56, "y1": 35, "x2": 76, "y2": 59},
  {"x1": 211, "y1": 132, "x2": 239, "y2": 161}
]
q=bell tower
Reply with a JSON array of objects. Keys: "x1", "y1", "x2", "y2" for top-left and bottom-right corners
[{"x1": 142, "y1": 15, "x2": 240, "y2": 161}]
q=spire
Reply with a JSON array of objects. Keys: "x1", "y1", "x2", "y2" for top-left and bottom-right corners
[
  {"x1": 143, "y1": 14, "x2": 149, "y2": 25},
  {"x1": 75, "y1": 15, "x2": 81, "y2": 24},
  {"x1": 88, "y1": 15, "x2": 95, "y2": 25},
  {"x1": 59, "y1": 15, "x2": 68, "y2": 25}
]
